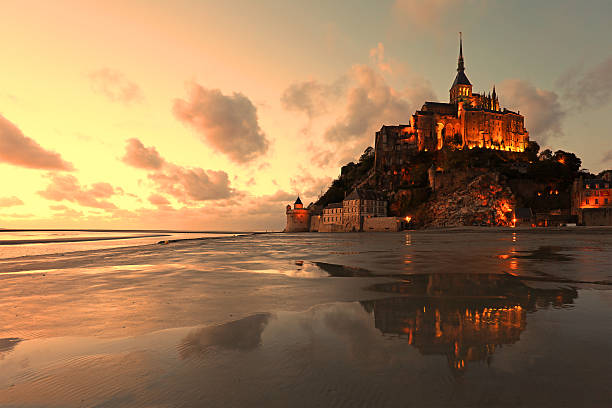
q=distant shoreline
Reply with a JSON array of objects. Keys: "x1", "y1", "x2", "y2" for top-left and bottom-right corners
[
  {"x1": 0, "y1": 228, "x2": 257, "y2": 234},
  {"x1": 0, "y1": 234, "x2": 169, "y2": 245}
]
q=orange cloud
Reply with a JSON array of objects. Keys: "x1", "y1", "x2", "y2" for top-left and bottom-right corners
[
  {"x1": 148, "y1": 193, "x2": 170, "y2": 206},
  {"x1": 38, "y1": 174, "x2": 119, "y2": 210},
  {"x1": 89, "y1": 68, "x2": 143, "y2": 104},
  {"x1": 0, "y1": 114, "x2": 74, "y2": 171},
  {"x1": 0, "y1": 196, "x2": 23, "y2": 207},
  {"x1": 173, "y1": 83, "x2": 269, "y2": 163}
]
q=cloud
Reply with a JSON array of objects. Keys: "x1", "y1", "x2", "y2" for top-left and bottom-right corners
[
  {"x1": 148, "y1": 193, "x2": 170, "y2": 206},
  {"x1": 122, "y1": 138, "x2": 165, "y2": 170},
  {"x1": 121, "y1": 138, "x2": 236, "y2": 203},
  {"x1": 0, "y1": 196, "x2": 23, "y2": 207},
  {"x1": 173, "y1": 83, "x2": 269, "y2": 163},
  {"x1": 0, "y1": 114, "x2": 74, "y2": 171},
  {"x1": 281, "y1": 78, "x2": 346, "y2": 119},
  {"x1": 38, "y1": 174, "x2": 118, "y2": 209},
  {"x1": 89, "y1": 68, "x2": 143, "y2": 104},
  {"x1": 557, "y1": 56, "x2": 612, "y2": 110},
  {"x1": 369, "y1": 42, "x2": 392, "y2": 73},
  {"x1": 148, "y1": 164, "x2": 234, "y2": 202},
  {"x1": 324, "y1": 65, "x2": 435, "y2": 146},
  {"x1": 602, "y1": 150, "x2": 612, "y2": 165},
  {"x1": 498, "y1": 79, "x2": 565, "y2": 145}
]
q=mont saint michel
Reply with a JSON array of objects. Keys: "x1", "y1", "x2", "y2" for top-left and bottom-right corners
[{"x1": 1, "y1": 3, "x2": 611, "y2": 408}]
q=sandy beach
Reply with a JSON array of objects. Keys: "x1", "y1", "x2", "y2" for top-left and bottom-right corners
[{"x1": 0, "y1": 229, "x2": 611, "y2": 407}]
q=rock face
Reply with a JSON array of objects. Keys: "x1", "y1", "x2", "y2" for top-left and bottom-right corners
[{"x1": 422, "y1": 171, "x2": 515, "y2": 227}]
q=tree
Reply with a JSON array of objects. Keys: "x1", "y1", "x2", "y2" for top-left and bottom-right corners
[{"x1": 554, "y1": 150, "x2": 582, "y2": 173}]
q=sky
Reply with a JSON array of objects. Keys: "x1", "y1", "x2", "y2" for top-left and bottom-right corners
[{"x1": 0, "y1": 0, "x2": 611, "y2": 231}]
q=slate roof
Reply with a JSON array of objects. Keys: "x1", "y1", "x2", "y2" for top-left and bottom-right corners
[
  {"x1": 294, "y1": 196, "x2": 303, "y2": 205},
  {"x1": 452, "y1": 70, "x2": 471, "y2": 87},
  {"x1": 324, "y1": 203, "x2": 343, "y2": 209}
]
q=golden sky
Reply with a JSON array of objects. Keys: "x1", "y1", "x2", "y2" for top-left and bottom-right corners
[{"x1": 1, "y1": 0, "x2": 611, "y2": 230}]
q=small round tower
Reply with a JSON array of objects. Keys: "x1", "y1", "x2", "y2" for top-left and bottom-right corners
[{"x1": 285, "y1": 196, "x2": 311, "y2": 232}]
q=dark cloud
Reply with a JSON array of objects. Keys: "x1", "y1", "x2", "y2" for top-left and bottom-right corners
[
  {"x1": 0, "y1": 196, "x2": 23, "y2": 207},
  {"x1": 173, "y1": 83, "x2": 269, "y2": 163},
  {"x1": 122, "y1": 138, "x2": 165, "y2": 170},
  {"x1": 0, "y1": 114, "x2": 74, "y2": 171},
  {"x1": 557, "y1": 56, "x2": 612, "y2": 110},
  {"x1": 148, "y1": 164, "x2": 234, "y2": 202},
  {"x1": 281, "y1": 78, "x2": 346, "y2": 119},
  {"x1": 498, "y1": 79, "x2": 565, "y2": 145},
  {"x1": 89, "y1": 68, "x2": 143, "y2": 104},
  {"x1": 38, "y1": 174, "x2": 118, "y2": 209}
]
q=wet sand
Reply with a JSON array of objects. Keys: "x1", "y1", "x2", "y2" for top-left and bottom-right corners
[{"x1": 0, "y1": 229, "x2": 611, "y2": 407}]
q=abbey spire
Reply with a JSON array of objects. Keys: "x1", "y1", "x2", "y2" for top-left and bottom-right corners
[
  {"x1": 450, "y1": 32, "x2": 472, "y2": 104},
  {"x1": 458, "y1": 31, "x2": 465, "y2": 72}
]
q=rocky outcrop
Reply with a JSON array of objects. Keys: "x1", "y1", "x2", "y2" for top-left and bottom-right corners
[{"x1": 422, "y1": 171, "x2": 515, "y2": 227}]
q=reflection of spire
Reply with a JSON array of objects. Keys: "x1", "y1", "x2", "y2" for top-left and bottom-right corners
[{"x1": 457, "y1": 32, "x2": 465, "y2": 72}]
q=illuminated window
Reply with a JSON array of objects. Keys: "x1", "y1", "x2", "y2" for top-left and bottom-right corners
[{"x1": 595, "y1": 184, "x2": 599, "y2": 189}]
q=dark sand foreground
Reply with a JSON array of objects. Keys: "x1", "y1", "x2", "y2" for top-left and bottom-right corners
[{"x1": 0, "y1": 229, "x2": 611, "y2": 407}]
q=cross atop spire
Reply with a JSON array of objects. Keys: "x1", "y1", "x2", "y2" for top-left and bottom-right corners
[{"x1": 457, "y1": 32, "x2": 465, "y2": 72}]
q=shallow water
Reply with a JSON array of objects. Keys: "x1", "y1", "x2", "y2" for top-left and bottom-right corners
[{"x1": 0, "y1": 229, "x2": 610, "y2": 407}]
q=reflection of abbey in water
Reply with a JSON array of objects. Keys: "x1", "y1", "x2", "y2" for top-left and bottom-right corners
[{"x1": 361, "y1": 273, "x2": 577, "y2": 374}]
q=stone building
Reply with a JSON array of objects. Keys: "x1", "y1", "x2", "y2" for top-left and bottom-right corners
[
  {"x1": 284, "y1": 197, "x2": 311, "y2": 232},
  {"x1": 374, "y1": 34, "x2": 529, "y2": 174},
  {"x1": 342, "y1": 188, "x2": 387, "y2": 232},
  {"x1": 571, "y1": 176, "x2": 612, "y2": 225},
  {"x1": 318, "y1": 189, "x2": 388, "y2": 232}
]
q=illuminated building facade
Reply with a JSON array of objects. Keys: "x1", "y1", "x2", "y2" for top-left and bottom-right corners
[
  {"x1": 571, "y1": 174, "x2": 612, "y2": 225},
  {"x1": 285, "y1": 196, "x2": 311, "y2": 232},
  {"x1": 374, "y1": 34, "x2": 530, "y2": 173}
]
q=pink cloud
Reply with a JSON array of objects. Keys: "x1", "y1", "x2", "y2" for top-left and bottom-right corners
[
  {"x1": 0, "y1": 114, "x2": 74, "y2": 171},
  {"x1": 122, "y1": 138, "x2": 165, "y2": 170},
  {"x1": 173, "y1": 83, "x2": 269, "y2": 163},
  {"x1": 38, "y1": 174, "x2": 118, "y2": 210}
]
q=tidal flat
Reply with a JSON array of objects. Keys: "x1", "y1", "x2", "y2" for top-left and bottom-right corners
[{"x1": 0, "y1": 229, "x2": 611, "y2": 407}]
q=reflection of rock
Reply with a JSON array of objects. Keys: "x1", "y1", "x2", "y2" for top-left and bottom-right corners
[
  {"x1": 362, "y1": 273, "x2": 577, "y2": 374},
  {"x1": 179, "y1": 314, "x2": 271, "y2": 359},
  {"x1": 0, "y1": 338, "x2": 22, "y2": 359}
]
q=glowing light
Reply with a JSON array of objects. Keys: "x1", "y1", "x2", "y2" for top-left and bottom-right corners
[{"x1": 405, "y1": 216, "x2": 412, "y2": 223}]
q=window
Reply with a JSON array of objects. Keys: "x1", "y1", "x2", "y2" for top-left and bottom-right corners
[
  {"x1": 605, "y1": 198, "x2": 609, "y2": 205},
  {"x1": 586, "y1": 199, "x2": 590, "y2": 204},
  {"x1": 595, "y1": 199, "x2": 599, "y2": 204}
]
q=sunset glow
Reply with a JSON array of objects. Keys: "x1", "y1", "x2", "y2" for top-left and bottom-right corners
[{"x1": 0, "y1": 0, "x2": 610, "y2": 231}]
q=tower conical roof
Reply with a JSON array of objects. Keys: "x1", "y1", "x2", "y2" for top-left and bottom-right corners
[{"x1": 294, "y1": 196, "x2": 303, "y2": 205}]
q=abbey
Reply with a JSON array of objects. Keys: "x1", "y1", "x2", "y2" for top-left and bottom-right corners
[{"x1": 374, "y1": 34, "x2": 530, "y2": 172}]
